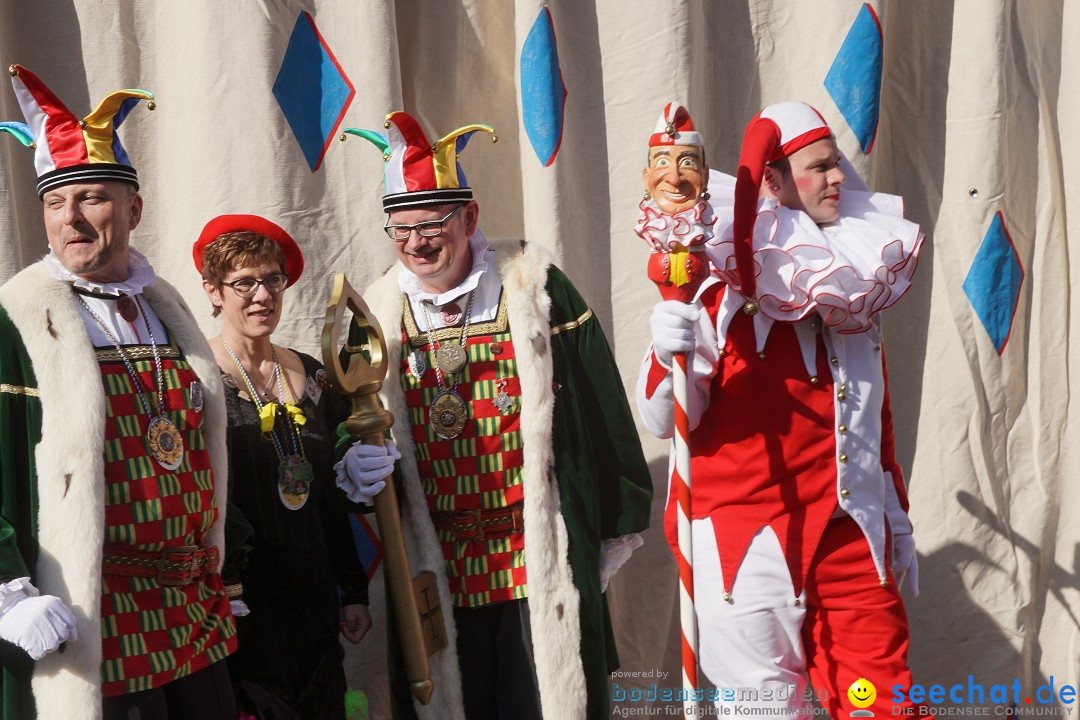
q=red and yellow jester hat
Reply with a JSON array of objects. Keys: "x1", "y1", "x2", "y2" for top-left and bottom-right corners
[
  {"x1": 649, "y1": 101, "x2": 703, "y2": 148},
  {"x1": 733, "y1": 101, "x2": 833, "y2": 310},
  {"x1": 8, "y1": 64, "x2": 155, "y2": 198},
  {"x1": 342, "y1": 111, "x2": 497, "y2": 212}
]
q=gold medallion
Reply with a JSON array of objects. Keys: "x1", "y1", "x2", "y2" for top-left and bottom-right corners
[
  {"x1": 430, "y1": 389, "x2": 468, "y2": 440},
  {"x1": 146, "y1": 416, "x2": 184, "y2": 471},
  {"x1": 436, "y1": 342, "x2": 467, "y2": 375}
]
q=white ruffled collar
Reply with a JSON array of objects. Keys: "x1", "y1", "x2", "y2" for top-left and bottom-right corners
[
  {"x1": 634, "y1": 199, "x2": 715, "y2": 251},
  {"x1": 44, "y1": 247, "x2": 157, "y2": 296},
  {"x1": 398, "y1": 229, "x2": 491, "y2": 306},
  {"x1": 707, "y1": 188, "x2": 924, "y2": 333}
]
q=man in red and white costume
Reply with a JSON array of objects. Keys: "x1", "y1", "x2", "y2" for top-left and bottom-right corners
[{"x1": 637, "y1": 101, "x2": 927, "y2": 718}]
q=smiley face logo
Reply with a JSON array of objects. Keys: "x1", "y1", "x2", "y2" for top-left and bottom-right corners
[{"x1": 848, "y1": 678, "x2": 877, "y2": 710}]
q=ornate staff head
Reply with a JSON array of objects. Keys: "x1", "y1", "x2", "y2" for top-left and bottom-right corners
[{"x1": 638, "y1": 102, "x2": 714, "y2": 303}]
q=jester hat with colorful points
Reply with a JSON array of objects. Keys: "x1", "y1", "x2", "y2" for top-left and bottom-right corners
[
  {"x1": 8, "y1": 64, "x2": 155, "y2": 198},
  {"x1": 342, "y1": 111, "x2": 496, "y2": 212},
  {"x1": 733, "y1": 101, "x2": 833, "y2": 305},
  {"x1": 649, "y1": 101, "x2": 704, "y2": 148}
]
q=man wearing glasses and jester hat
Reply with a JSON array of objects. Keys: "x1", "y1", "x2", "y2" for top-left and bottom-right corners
[{"x1": 334, "y1": 112, "x2": 653, "y2": 720}]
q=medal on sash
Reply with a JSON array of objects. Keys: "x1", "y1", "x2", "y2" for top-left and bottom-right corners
[
  {"x1": 78, "y1": 293, "x2": 186, "y2": 472},
  {"x1": 407, "y1": 350, "x2": 427, "y2": 379},
  {"x1": 430, "y1": 389, "x2": 468, "y2": 440},
  {"x1": 493, "y1": 378, "x2": 514, "y2": 415},
  {"x1": 189, "y1": 380, "x2": 204, "y2": 412},
  {"x1": 436, "y1": 342, "x2": 467, "y2": 375},
  {"x1": 147, "y1": 416, "x2": 184, "y2": 471},
  {"x1": 420, "y1": 292, "x2": 476, "y2": 439}
]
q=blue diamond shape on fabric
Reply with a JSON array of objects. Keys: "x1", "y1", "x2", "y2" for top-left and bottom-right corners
[
  {"x1": 273, "y1": 11, "x2": 355, "y2": 172},
  {"x1": 349, "y1": 513, "x2": 382, "y2": 581},
  {"x1": 824, "y1": 3, "x2": 883, "y2": 155},
  {"x1": 520, "y1": 7, "x2": 566, "y2": 167},
  {"x1": 963, "y1": 212, "x2": 1024, "y2": 354}
]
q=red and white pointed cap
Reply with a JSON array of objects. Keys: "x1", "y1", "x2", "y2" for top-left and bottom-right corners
[
  {"x1": 649, "y1": 102, "x2": 703, "y2": 147},
  {"x1": 8, "y1": 64, "x2": 155, "y2": 198},
  {"x1": 343, "y1": 110, "x2": 497, "y2": 212},
  {"x1": 733, "y1": 102, "x2": 833, "y2": 307}
]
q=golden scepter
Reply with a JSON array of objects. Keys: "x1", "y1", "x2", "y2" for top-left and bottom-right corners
[{"x1": 321, "y1": 272, "x2": 446, "y2": 704}]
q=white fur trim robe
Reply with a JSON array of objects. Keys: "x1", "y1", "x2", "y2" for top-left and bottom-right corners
[{"x1": 0, "y1": 262, "x2": 229, "y2": 720}]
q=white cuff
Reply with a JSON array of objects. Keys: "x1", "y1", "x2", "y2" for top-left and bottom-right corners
[{"x1": 0, "y1": 577, "x2": 35, "y2": 615}]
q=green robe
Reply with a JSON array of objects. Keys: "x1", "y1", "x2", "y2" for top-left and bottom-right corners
[
  {"x1": 0, "y1": 306, "x2": 41, "y2": 720},
  {"x1": 346, "y1": 238, "x2": 652, "y2": 720}
]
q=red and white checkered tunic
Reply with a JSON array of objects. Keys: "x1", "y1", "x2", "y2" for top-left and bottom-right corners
[
  {"x1": 401, "y1": 314, "x2": 528, "y2": 608},
  {"x1": 97, "y1": 345, "x2": 236, "y2": 697}
]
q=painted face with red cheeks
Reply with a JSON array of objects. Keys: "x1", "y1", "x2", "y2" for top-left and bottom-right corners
[
  {"x1": 42, "y1": 180, "x2": 143, "y2": 282},
  {"x1": 643, "y1": 144, "x2": 707, "y2": 215},
  {"x1": 769, "y1": 137, "x2": 846, "y2": 225},
  {"x1": 388, "y1": 201, "x2": 478, "y2": 294},
  {"x1": 207, "y1": 261, "x2": 287, "y2": 340}
]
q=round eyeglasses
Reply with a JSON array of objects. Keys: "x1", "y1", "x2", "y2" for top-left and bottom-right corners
[
  {"x1": 222, "y1": 272, "x2": 290, "y2": 298},
  {"x1": 383, "y1": 204, "x2": 464, "y2": 240}
]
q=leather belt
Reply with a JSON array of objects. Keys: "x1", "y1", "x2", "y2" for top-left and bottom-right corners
[
  {"x1": 431, "y1": 503, "x2": 524, "y2": 541},
  {"x1": 102, "y1": 545, "x2": 219, "y2": 587}
]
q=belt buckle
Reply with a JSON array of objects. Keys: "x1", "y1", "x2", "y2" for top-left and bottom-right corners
[
  {"x1": 157, "y1": 545, "x2": 200, "y2": 586},
  {"x1": 451, "y1": 509, "x2": 483, "y2": 541}
]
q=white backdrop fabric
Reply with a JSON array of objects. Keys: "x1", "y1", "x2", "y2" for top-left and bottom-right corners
[{"x1": 1, "y1": 1, "x2": 1077, "y2": 717}]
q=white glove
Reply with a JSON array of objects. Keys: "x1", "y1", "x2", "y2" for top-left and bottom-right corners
[
  {"x1": 649, "y1": 301, "x2": 699, "y2": 366},
  {"x1": 229, "y1": 599, "x2": 251, "y2": 617},
  {"x1": 335, "y1": 440, "x2": 401, "y2": 505},
  {"x1": 892, "y1": 533, "x2": 919, "y2": 596},
  {"x1": 599, "y1": 534, "x2": 644, "y2": 593},
  {"x1": 0, "y1": 577, "x2": 77, "y2": 660}
]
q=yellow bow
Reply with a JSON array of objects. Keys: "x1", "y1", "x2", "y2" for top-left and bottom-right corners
[
  {"x1": 284, "y1": 403, "x2": 307, "y2": 427},
  {"x1": 259, "y1": 402, "x2": 279, "y2": 433}
]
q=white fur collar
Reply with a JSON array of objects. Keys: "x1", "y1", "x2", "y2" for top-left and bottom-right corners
[{"x1": 0, "y1": 261, "x2": 229, "y2": 720}]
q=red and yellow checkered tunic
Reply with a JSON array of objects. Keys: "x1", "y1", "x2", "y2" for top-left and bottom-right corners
[
  {"x1": 401, "y1": 296, "x2": 527, "y2": 608},
  {"x1": 98, "y1": 345, "x2": 236, "y2": 697}
]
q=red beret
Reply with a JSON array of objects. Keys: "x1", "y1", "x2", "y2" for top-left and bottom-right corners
[{"x1": 193, "y1": 214, "x2": 304, "y2": 287}]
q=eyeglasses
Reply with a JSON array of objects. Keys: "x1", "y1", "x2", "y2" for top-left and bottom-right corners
[
  {"x1": 383, "y1": 204, "x2": 464, "y2": 240},
  {"x1": 222, "y1": 272, "x2": 289, "y2": 298}
]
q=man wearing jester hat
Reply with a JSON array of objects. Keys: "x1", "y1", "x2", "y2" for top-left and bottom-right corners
[
  {"x1": 637, "y1": 102, "x2": 929, "y2": 718},
  {"x1": 0, "y1": 66, "x2": 236, "y2": 719},
  {"x1": 336, "y1": 112, "x2": 652, "y2": 720}
]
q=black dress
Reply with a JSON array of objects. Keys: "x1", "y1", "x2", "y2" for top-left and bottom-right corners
[{"x1": 222, "y1": 351, "x2": 367, "y2": 720}]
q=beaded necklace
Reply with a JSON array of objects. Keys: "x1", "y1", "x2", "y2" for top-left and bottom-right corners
[
  {"x1": 219, "y1": 337, "x2": 312, "y2": 510},
  {"x1": 419, "y1": 291, "x2": 474, "y2": 440},
  {"x1": 78, "y1": 294, "x2": 184, "y2": 471}
]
